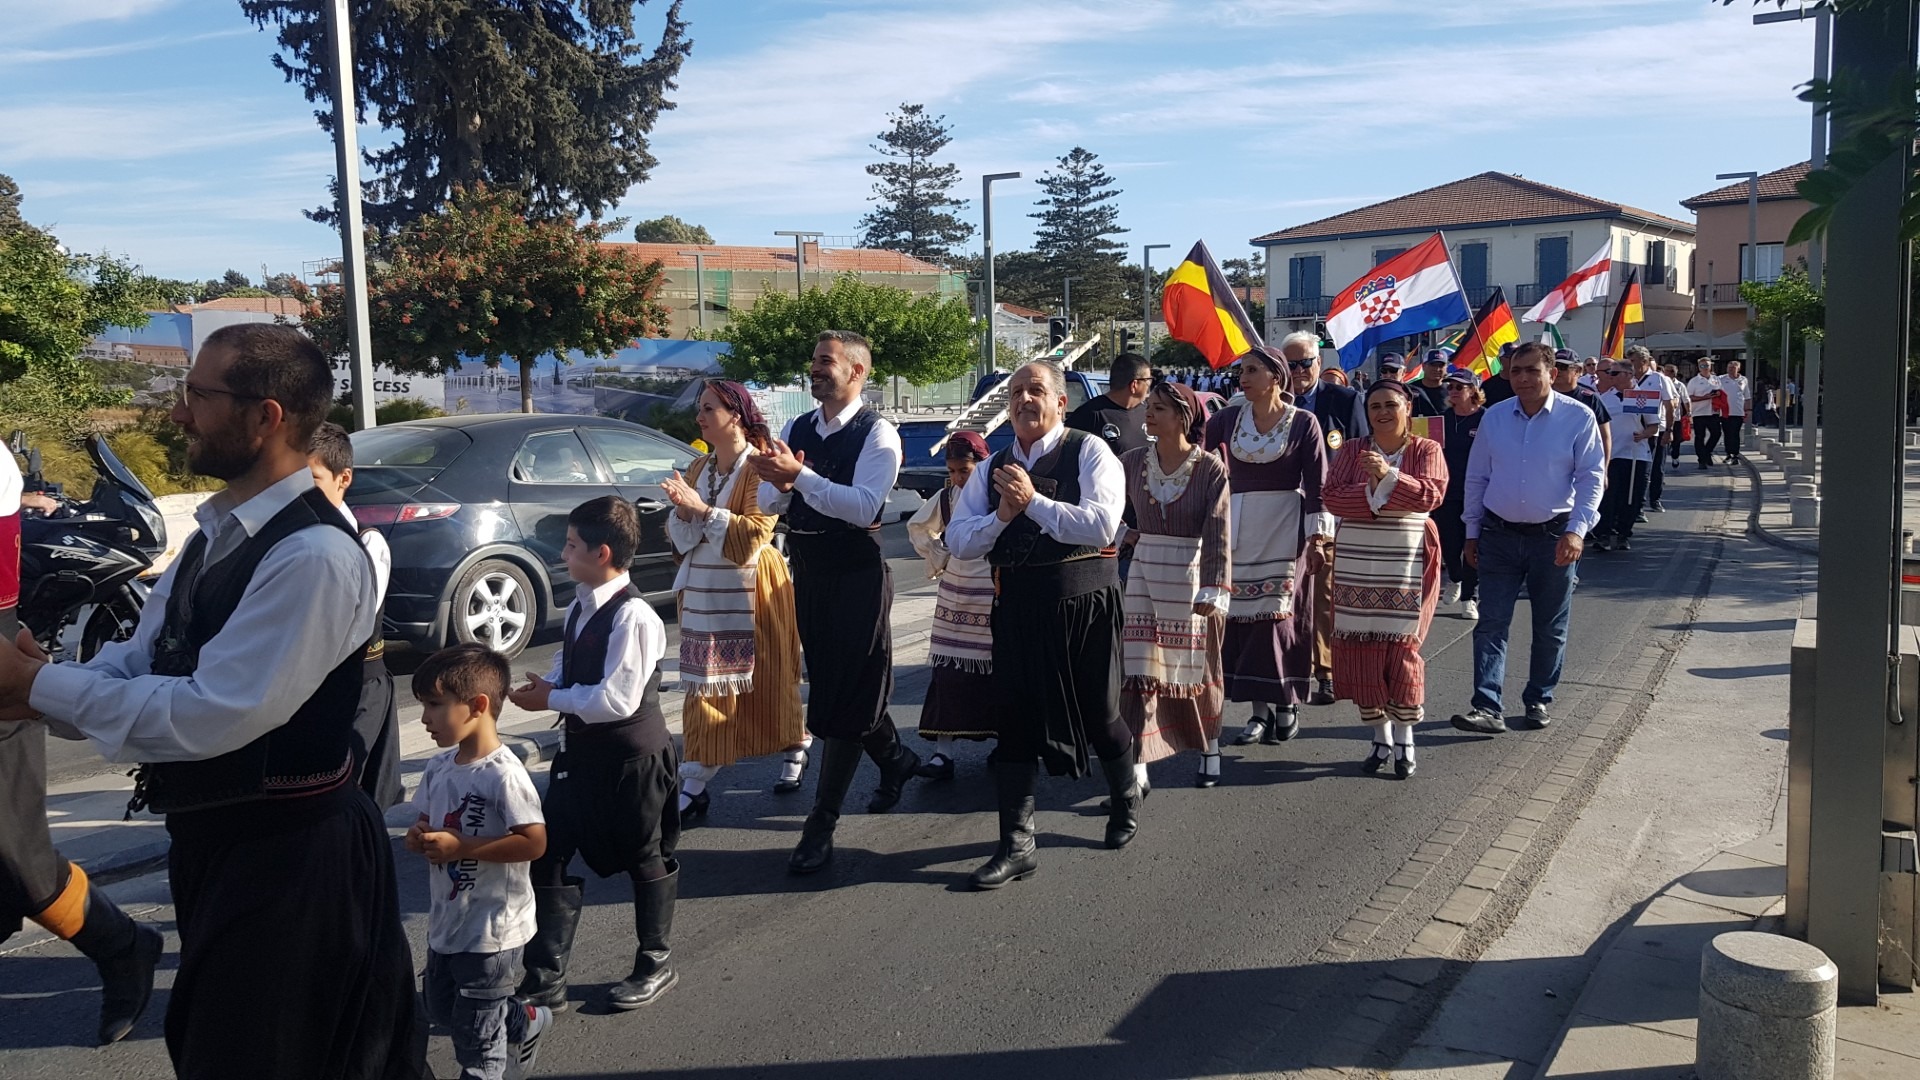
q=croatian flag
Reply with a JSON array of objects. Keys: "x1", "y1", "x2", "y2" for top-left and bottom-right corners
[{"x1": 1326, "y1": 234, "x2": 1470, "y2": 371}]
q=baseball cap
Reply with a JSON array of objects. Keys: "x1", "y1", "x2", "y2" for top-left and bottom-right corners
[
  {"x1": 1423, "y1": 349, "x2": 1449, "y2": 364},
  {"x1": 1444, "y1": 369, "x2": 1481, "y2": 389},
  {"x1": 1378, "y1": 352, "x2": 1405, "y2": 371},
  {"x1": 1552, "y1": 349, "x2": 1580, "y2": 367}
]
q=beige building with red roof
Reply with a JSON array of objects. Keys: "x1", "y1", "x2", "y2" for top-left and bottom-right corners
[
  {"x1": 1680, "y1": 162, "x2": 1811, "y2": 346},
  {"x1": 1251, "y1": 172, "x2": 1698, "y2": 356},
  {"x1": 613, "y1": 241, "x2": 967, "y2": 339}
]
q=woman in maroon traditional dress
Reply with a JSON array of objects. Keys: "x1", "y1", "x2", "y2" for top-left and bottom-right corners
[
  {"x1": 1322, "y1": 379, "x2": 1448, "y2": 779},
  {"x1": 1202, "y1": 347, "x2": 1332, "y2": 747}
]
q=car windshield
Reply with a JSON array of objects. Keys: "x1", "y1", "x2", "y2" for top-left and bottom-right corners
[{"x1": 351, "y1": 426, "x2": 471, "y2": 470}]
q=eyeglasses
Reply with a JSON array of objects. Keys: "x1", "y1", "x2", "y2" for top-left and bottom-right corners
[
  {"x1": 1605, "y1": 368, "x2": 1628, "y2": 376},
  {"x1": 1284, "y1": 359, "x2": 1315, "y2": 371},
  {"x1": 176, "y1": 381, "x2": 265, "y2": 406}
]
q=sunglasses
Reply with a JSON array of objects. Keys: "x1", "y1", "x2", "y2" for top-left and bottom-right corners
[{"x1": 1285, "y1": 359, "x2": 1316, "y2": 371}]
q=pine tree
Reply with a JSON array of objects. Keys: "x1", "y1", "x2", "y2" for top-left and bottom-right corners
[
  {"x1": 632, "y1": 215, "x2": 714, "y2": 245},
  {"x1": 858, "y1": 104, "x2": 973, "y2": 264},
  {"x1": 1029, "y1": 147, "x2": 1129, "y2": 317},
  {"x1": 241, "y1": 1, "x2": 692, "y2": 231}
]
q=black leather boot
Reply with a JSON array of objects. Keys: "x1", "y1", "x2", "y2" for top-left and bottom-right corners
[
  {"x1": 865, "y1": 734, "x2": 920, "y2": 814},
  {"x1": 1098, "y1": 750, "x2": 1142, "y2": 850},
  {"x1": 608, "y1": 862, "x2": 679, "y2": 1010},
  {"x1": 789, "y1": 738, "x2": 862, "y2": 874},
  {"x1": 516, "y1": 879, "x2": 583, "y2": 1011},
  {"x1": 66, "y1": 886, "x2": 162, "y2": 1046},
  {"x1": 970, "y1": 763, "x2": 1039, "y2": 890}
]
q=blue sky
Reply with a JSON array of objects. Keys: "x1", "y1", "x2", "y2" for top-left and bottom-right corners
[{"x1": 1, "y1": 1, "x2": 1818, "y2": 282}]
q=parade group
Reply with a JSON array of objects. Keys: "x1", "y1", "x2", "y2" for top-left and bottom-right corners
[{"x1": 0, "y1": 321, "x2": 1745, "y2": 1079}]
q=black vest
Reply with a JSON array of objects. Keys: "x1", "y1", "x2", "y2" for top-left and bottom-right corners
[
  {"x1": 783, "y1": 407, "x2": 883, "y2": 536},
  {"x1": 133, "y1": 486, "x2": 365, "y2": 815},
  {"x1": 986, "y1": 429, "x2": 1103, "y2": 567},
  {"x1": 558, "y1": 588, "x2": 669, "y2": 758}
]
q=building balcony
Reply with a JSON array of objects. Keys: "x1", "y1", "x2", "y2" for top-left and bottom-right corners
[
  {"x1": 1697, "y1": 282, "x2": 1744, "y2": 306},
  {"x1": 1462, "y1": 285, "x2": 1497, "y2": 307},
  {"x1": 1514, "y1": 283, "x2": 1545, "y2": 307},
  {"x1": 1276, "y1": 295, "x2": 1333, "y2": 318}
]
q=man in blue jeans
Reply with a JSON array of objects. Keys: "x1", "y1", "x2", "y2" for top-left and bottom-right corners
[{"x1": 1450, "y1": 341, "x2": 1605, "y2": 734}]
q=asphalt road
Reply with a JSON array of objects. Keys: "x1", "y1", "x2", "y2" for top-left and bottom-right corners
[{"x1": 3, "y1": 465, "x2": 1740, "y2": 1079}]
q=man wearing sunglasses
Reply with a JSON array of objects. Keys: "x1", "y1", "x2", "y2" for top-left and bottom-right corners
[
  {"x1": 1067, "y1": 351, "x2": 1153, "y2": 581},
  {"x1": 1278, "y1": 331, "x2": 1366, "y2": 706},
  {"x1": 0, "y1": 324, "x2": 424, "y2": 1078}
]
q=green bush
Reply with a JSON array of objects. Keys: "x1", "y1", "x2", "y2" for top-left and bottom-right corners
[{"x1": 327, "y1": 396, "x2": 448, "y2": 430}]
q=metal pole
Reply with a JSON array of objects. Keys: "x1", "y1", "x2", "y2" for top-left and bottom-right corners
[
  {"x1": 981, "y1": 172, "x2": 1020, "y2": 374},
  {"x1": 324, "y1": 0, "x2": 376, "y2": 429},
  {"x1": 1062, "y1": 276, "x2": 1078, "y2": 330},
  {"x1": 679, "y1": 252, "x2": 706, "y2": 333},
  {"x1": 773, "y1": 230, "x2": 821, "y2": 298},
  {"x1": 1780, "y1": 315, "x2": 1791, "y2": 444},
  {"x1": 1705, "y1": 259, "x2": 1716, "y2": 358},
  {"x1": 1143, "y1": 243, "x2": 1170, "y2": 359},
  {"x1": 1804, "y1": 4, "x2": 1831, "y2": 460},
  {"x1": 1805, "y1": 0, "x2": 1915, "y2": 1007}
]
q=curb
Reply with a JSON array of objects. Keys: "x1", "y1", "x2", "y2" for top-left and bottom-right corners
[{"x1": 1741, "y1": 456, "x2": 1819, "y2": 557}]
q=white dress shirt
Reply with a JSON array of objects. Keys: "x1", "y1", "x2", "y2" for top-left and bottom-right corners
[
  {"x1": 1687, "y1": 374, "x2": 1723, "y2": 418},
  {"x1": 339, "y1": 503, "x2": 391, "y2": 601},
  {"x1": 757, "y1": 398, "x2": 903, "y2": 530},
  {"x1": 1599, "y1": 388, "x2": 1661, "y2": 463},
  {"x1": 944, "y1": 423, "x2": 1126, "y2": 561},
  {"x1": 1463, "y1": 392, "x2": 1607, "y2": 540},
  {"x1": 542, "y1": 572, "x2": 666, "y2": 726},
  {"x1": 30, "y1": 469, "x2": 378, "y2": 763}
]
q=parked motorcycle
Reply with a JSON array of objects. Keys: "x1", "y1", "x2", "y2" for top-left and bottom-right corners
[{"x1": 10, "y1": 431, "x2": 167, "y2": 663}]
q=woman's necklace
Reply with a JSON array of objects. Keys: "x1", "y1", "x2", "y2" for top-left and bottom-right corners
[{"x1": 705, "y1": 448, "x2": 743, "y2": 505}]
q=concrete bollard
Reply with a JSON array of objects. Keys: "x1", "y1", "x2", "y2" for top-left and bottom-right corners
[
  {"x1": 1780, "y1": 451, "x2": 1802, "y2": 472},
  {"x1": 1696, "y1": 931, "x2": 1837, "y2": 1080},
  {"x1": 1761, "y1": 437, "x2": 1779, "y2": 456},
  {"x1": 1791, "y1": 494, "x2": 1820, "y2": 528}
]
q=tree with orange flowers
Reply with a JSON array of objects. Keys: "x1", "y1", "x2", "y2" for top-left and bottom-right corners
[{"x1": 299, "y1": 184, "x2": 668, "y2": 414}]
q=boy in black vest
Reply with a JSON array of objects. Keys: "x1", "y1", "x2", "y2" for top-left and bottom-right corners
[
  {"x1": 309, "y1": 421, "x2": 404, "y2": 809},
  {"x1": 509, "y1": 495, "x2": 679, "y2": 1013}
]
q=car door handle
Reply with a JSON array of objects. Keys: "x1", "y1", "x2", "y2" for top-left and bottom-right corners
[{"x1": 634, "y1": 500, "x2": 669, "y2": 512}]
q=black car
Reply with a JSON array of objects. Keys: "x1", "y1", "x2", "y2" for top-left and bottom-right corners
[{"x1": 346, "y1": 413, "x2": 699, "y2": 659}]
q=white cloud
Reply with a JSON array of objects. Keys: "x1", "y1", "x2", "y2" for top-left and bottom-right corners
[
  {"x1": 0, "y1": 0, "x2": 179, "y2": 39},
  {"x1": 0, "y1": 27, "x2": 253, "y2": 64},
  {"x1": 0, "y1": 99, "x2": 315, "y2": 162}
]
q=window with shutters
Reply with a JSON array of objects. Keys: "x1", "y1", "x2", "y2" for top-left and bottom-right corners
[
  {"x1": 1457, "y1": 242, "x2": 1489, "y2": 295},
  {"x1": 1535, "y1": 235, "x2": 1570, "y2": 288}
]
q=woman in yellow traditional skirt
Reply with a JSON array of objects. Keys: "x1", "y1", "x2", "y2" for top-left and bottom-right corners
[
  {"x1": 1119, "y1": 380, "x2": 1232, "y2": 791},
  {"x1": 904, "y1": 431, "x2": 997, "y2": 781},
  {"x1": 662, "y1": 380, "x2": 807, "y2": 820}
]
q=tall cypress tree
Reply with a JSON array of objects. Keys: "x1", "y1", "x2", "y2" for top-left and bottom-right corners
[
  {"x1": 1030, "y1": 147, "x2": 1129, "y2": 317},
  {"x1": 241, "y1": 1, "x2": 692, "y2": 231},
  {"x1": 858, "y1": 103, "x2": 973, "y2": 264}
]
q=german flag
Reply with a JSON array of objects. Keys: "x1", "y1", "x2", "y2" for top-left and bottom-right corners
[
  {"x1": 1602, "y1": 269, "x2": 1644, "y2": 360},
  {"x1": 1454, "y1": 286, "x2": 1520, "y2": 379},
  {"x1": 1162, "y1": 240, "x2": 1263, "y2": 369}
]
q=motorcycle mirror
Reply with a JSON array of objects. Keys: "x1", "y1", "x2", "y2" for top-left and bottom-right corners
[
  {"x1": 7, "y1": 429, "x2": 24, "y2": 454},
  {"x1": 26, "y1": 449, "x2": 42, "y2": 476}
]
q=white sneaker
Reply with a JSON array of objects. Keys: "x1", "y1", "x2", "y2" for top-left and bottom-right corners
[
  {"x1": 1462, "y1": 599, "x2": 1479, "y2": 621},
  {"x1": 1442, "y1": 582, "x2": 1461, "y2": 605},
  {"x1": 511, "y1": 1003, "x2": 553, "y2": 1078}
]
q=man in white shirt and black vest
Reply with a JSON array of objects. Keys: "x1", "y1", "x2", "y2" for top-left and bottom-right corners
[
  {"x1": 0, "y1": 324, "x2": 424, "y2": 1077},
  {"x1": 946, "y1": 360, "x2": 1136, "y2": 889},
  {"x1": 753, "y1": 330, "x2": 921, "y2": 875}
]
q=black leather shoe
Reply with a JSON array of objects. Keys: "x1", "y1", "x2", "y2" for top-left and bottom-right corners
[
  {"x1": 971, "y1": 763, "x2": 1040, "y2": 890},
  {"x1": 517, "y1": 879, "x2": 584, "y2": 1011},
  {"x1": 1099, "y1": 776, "x2": 1148, "y2": 811},
  {"x1": 1524, "y1": 703, "x2": 1552, "y2": 729},
  {"x1": 1195, "y1": 753, "x2": 1221, "y2": 788},
  {"x1": 1098, "y1": 753, "x2": 1142, "y2": 850},
  {"x1": 679, "y1": 788, "x2": 710, "y2": 824},
  {"x1": 771, "y1": 749, "x2": 808, "y2": 794},
  {"x1": 69, "y1": 888, "x2": 163, "y2": 1046},
  {"x1": 1308, "y1": 680, "x2": 1336, "y2": 706},
  {"x1": 1394, "y1": 754, "x2": 1416, "y2": 780},
  {"x1": 914, "y1": 753, "x2": 955, "y2": 781},
  {"x1": 1362, "y1": 744, "x2": 1392, "y2": 775},
  {"x1": 790, "y1": 739, "x2": 861, "y2": 874},
  {"x1": 1233, "y1": 720, "x2": 1268, "y2": 746},
  {"x1": 608, "y1": 864, "x2": 679, "y2": 1011},
  {"x1": 1265, "y1": 707, "x2": 1299, "y2": 743},
  {"x1": 1450, "y1": 709, "x2": 1507, "y2": 734},
  {"x1": 788, "y1": 810, "x2": 837, "y2": 875},
  {"x1": 867, "y1": 743, "x2": 920, "y2": 813}
]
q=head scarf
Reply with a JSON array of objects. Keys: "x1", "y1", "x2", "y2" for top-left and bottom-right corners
[
  {"x1": 1240, "y1": 345, "x2": 1285, "y2": 377},
  {"x1": 945, "y1": 430, "x2": 990, "y2": 462},
  {"x1": 1365, "y1": 377, "x2": 1415, "y2": 407},
  {"x1": 1150, "y1": 379, "x2": 1206, "y2": 445},
  {"x1": 702, "y1": 379, "x2": 772, "y2": 451}
]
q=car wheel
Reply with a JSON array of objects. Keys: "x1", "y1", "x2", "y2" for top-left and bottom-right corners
[{"x1": 450, "y1": 559, "x2": 535, "y2": 659}]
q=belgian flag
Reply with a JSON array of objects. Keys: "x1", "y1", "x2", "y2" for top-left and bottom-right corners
[
  {"x1": 1602, "y1": 269, "x2": 1644, "y2": 360},
  {"x1": 1162, "y1": 241, "x2": 1263, "y2": 369},
  {"x1": 1454, "y1": 286, "x2": 1520, "y2": 379}
]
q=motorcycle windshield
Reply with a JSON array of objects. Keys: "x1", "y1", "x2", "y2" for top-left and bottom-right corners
[{"x1": 87, "y1": 434, "x2": 157, "y2": 504}]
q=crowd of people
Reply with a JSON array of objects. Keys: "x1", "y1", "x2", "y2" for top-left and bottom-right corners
[{"x1": 0, "y1": 323, "x2": 1736, "y2": 1078}]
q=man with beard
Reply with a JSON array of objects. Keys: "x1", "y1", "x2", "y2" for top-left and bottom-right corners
[
  {"x1": 946, "y1": 360, "x2": 1134, "y2": 887},
  {"x1": 1278, "y1": 331, "x2": 1365, "y2": 707},
  {"x1": 0, "y1": 324, "x2": 424, "y2": 1078},
  {"x1": 0, "y1": 445, "x2": 162, "y2": 1048},
  {"x1": 754, "y1": 330, "x2": 919, "y2": 875}
]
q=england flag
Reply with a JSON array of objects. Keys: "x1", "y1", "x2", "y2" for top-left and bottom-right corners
[{"x1": 1325, "y1": 234, "x2": 1470, "y2": 371}]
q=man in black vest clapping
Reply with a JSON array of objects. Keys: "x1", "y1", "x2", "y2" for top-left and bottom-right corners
[{"x1": 754, "y1": 330, "x2": 919, "y2": 875}]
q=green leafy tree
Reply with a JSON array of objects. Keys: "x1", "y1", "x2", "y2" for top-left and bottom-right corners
[
  {"x1": 718, "y1": 274, "x2": 975, "y2": 386},
  {"x1": 0, "y1": 174, "x2": 25, "y2": 236},
  {"x1": 631, "y1": 215, "x2": 714, "y2": 245},
  {"x1": 296, "y1": 184, "x2": 670, "y2": 414},
  {"x1": 859, "y1": 103, "x2": 973, "y2": 264},
  {"x1": 1740, "y1": 267, "x2": 1825, "y2": 380},
  {"x1": 0, "y1": 222, "x2": 145, "y2": 434},
  {"x1": 1029, "y1": 147, "x2": 1130, "y2": 317},
  {"x1": 241, "y1": 0, "x2": 692, "y2": 231},
  {"x1": 263, "y1": 271, "x2": 303, "y2": 296}
]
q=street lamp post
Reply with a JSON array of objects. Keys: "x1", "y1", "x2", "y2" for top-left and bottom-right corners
[
  {"x1": 677, "y1": 251, "x2": 707, "y2": 333},
  {"x1": 1061, "y1": 276, "x2": 1079, "y2": 331},
  {"x1": 981, "y1": 172, "x2": 1021, "y2": 375},
  {"x1": 1142, "y1": 243, "x2": 1170, "y2": 358},
  {"x1": 1717, "y1": 170, "x2": 1761, "y2": 454},
  {"x1": 323, "y1": 0, "x2": 376, "y2": 429},
  {"x1": 773, "y1": 230, "x2": 822, "y2": 296},
  {"x1": 1705, "y1": 259, "x2": 1716, "y2": 357}
]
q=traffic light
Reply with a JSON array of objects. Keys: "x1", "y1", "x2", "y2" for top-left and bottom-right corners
[
  {"x1": 1119, "y1": 328, "x2": 1136, "y2": 354},
  {"x1": 1047, "y1": 317, "x2": 1068, "y2": 348}
]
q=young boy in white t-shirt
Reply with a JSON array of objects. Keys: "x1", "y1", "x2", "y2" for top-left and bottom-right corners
[{"x1": 408, "y1": 643, "x2": 553, "y2": 1079}]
